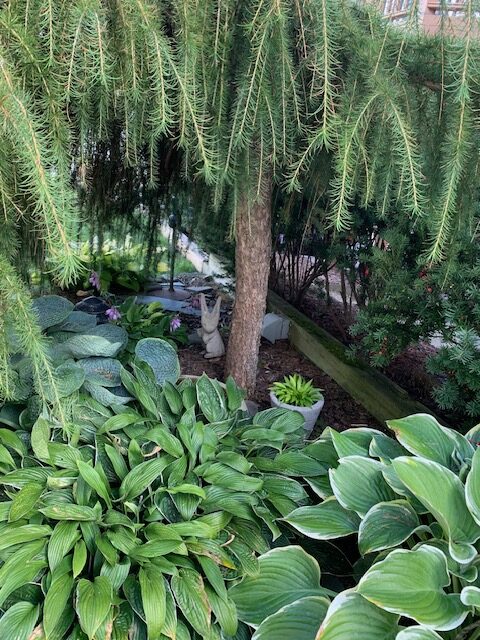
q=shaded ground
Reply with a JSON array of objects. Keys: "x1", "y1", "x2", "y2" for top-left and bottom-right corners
[{"x1": 179, "y1": 340, "x2": 383, "y2": 434}]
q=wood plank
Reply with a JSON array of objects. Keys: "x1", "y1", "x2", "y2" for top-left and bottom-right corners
[{"x1": 267, "y1": 290, "x2": 441, "y2": 425}]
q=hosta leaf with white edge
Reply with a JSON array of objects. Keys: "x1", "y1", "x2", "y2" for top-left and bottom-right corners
[
  {"x1": 284, "y1": 497, "x2": 360, "y2": 539},
  {"x1": 230, "y1": 546, "x2": 330, "y2": 627},
  {"x1": 76, "y1": 576, "x2": 113, "y2": 640},
  {"x1": 0, "y1": 601, "x2": 39, "y2": 640},
  {"x1": 393, "y1": 456, "x2": 480, "y2": 564},
  {"x1": 358, "y1": 500, "x2": 421, "y2": 555},
  {"x1": 135, "y1": 338, "x2": 180, "y2": 384},
  {"x1": 387, "y1": 414, "x2": 473, "y2": 470},
  {"x1": 357, "y1": 545, "x2": 468, "y2": 631},
  {"x1": 316, "y1": 589, "x2": 399, "y2": 639},
  {"x1": 460, "y1": 585, "x2": 480, "y2": 608},
  {"x1": 395, "y1": 628, "x2": 443, "y2": 639},
  {"x1": 465, "y1": 446, "x2": 480, "y2": 526},
  {"x1": 329, "y1": 456, "x2": 395, "y2": 517},
  {"x1": 252, "y1": 596, "x2": 329, "y2": 640}
]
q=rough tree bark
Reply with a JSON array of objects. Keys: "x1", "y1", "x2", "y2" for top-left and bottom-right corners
[{"x1": 225, "y1": 174, "x2": 272, "y2": 394}]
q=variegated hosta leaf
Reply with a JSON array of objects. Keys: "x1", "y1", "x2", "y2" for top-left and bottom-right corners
[
  {"x1": 358, "y1": 546, "x2": 468, "y2": 631},
  {"x1": 230, "y1": 546, "x2": 330, "y2": 627},
  {"x1": 284, "y1": 497, "x2": 360, "y2": 539},
  {"x1": 358, "y1": 500, "x2": 421, "y2": 555},
  {"x1": 396, "y1": 628, "x2": 443, "y2": 639},
  {"x1": 252, "y1": 596, "x2": 329, "y2": 640},
  {"x1": 465, "y1": 446, "x2": 480, "y2": 526},
  {"x1": 329, "y1": 456, "x2": 395, "y2": 517},
  {"x1": 316, "y1": 590, "x2": 399, "y2": 639},
  {"x1": 387, "y1": 414, "x2": 473, "y2": 470},
  {"x1": 393, "y1": 456, "x2": 480, "y2": 564},
  {"x1": 460, "y1": 585, "x2": 480, "y2": 608}
]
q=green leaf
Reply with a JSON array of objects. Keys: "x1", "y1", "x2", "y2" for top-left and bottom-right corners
[
  {"x1": 225, "y1": 376, "x2": 245, "y2": 412},
  {"x1": 73, "y1": 540, "x2": 87, "y2": 578},
  {"x1": 31, "y1": 417, "x2": 51, "y2": 462},
  {"x1": 196, "y1": 375, "x2": 227, "y2": 422},
  {"x1": 171, "y1": 568, "x2": 211, "y2": 636},
  {"x1": 199, "y1": 463, "x2": 263, "y2": 492},
  {"x1": 0, "y1": 428, "x2": 27, "y2": 457},
  {"x1": 0, "y1": 524, "x2": 51, "y2": 551},
  {"x1": 99, "y1": 410, "x2": 146, "y2": 434},
  {"x1": 9, "y1": 483, "x2": 43, "y2": 521},
  {"x1": 145, "y1": 427, "x2": 184, "y2": 458},
  {"x1": 330, "y1": 456, "x2": 395, "y2": 516},
  {"x1": 230, "y1": 546, "x2": 329, "y2": 626},
  {"x1": 100, "y1": 558, "x2": 131, "y2": 590},
  {"x1": 393, "y1": 456, "x2": 480, "y2": 563},
  {"x1": 465, "y1": 446, "x2": 480, "y2": 526},
  {"x1": 44, "y1": 571, "x2": 74, "y2": 639},
  {"x1": 460, "y1": 585, "x2": 480, "y2": 607},
  {"x1": 0, "y1": 556, "x2": 47, "y2": 607},
  {"x1": 40, "y1": 504, "x2": 100, "y2": 522},
  {"x1": 77, "y1": 357, "x2": 123, "y2": 387},
  {"x1": 163, "y1": 381, "x2": 184, "y2": 414},
  {"x1": 206, "y1": 587, "x2": 238, "y2": 637},
  {"x1": 77, "y1": 461, "x2": 112, "y2": 507},
  {"x1": 284, "y1": 498, "x2": 360, "y2": 540},
  {"x1": 358, "y1": 546, "x2": 468, "y2": 631},
  {"x1": 358, "y1": 500, "x2": 421, "y2": 555},
  {"x1": 139, "y1": 564, "x2": 166, "y2": 640},
  {"x1": 104, "y1": 444, "x2": 129, "y2": 480},
  {"x1": 253, "y1": 452, "x2": 326, "y2": 477},
  {"x1": 76, "y1": 577, "x2": 113, "y2": 640},
  {"x1": 66, "y1": 324, "x2": 128, "y2": 359},
  {"x1": 32, "y1": 295, "x2": 74, "y2": 330},
  {"x1": 252, "y1": 596, "x2": 329, "y2": 640},
  {"x1": 396, "y1": 629, "x2": 443, "y2": 639},
  {"x1": 45, "y1": 361, "x2": 85, "y2": 400},
  {"x1": 316, "y1": 590, "x2": 399, "y2": 639},
  {"x1": 48, "y1": 521, "x2": 80, "y2": 572},
  {"x1": 0, "y1": 601, "x2": 39, "y2": 640},
  {"x1": 120, "y1": 457, "x2": 169, "y2": 500},
  {"x1": 135, "y1": 338, "x2": 180, "y2": 384}
]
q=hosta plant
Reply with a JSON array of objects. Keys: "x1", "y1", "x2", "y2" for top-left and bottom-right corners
[
  {"x1": 228, "y1": 414, "x2": 480, "y2": 639},
  {"x1": 0, "y1": 341, "x2": 324, "y2": 639},
  {"x1": 270, "y1": 374, "x2": 323, "y2": 408}
]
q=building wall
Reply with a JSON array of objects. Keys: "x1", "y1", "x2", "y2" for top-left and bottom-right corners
[{"x1": 366, "y1": 0, "x2": 471, "y2": 35}]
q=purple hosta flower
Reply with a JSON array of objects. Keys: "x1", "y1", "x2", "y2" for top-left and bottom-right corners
[
  {"x1": 89, "y1": 271, "x2": 100, "y2": 290},
  {"x1": 105, "y1": 306, "x2": 121, "y2": 321},
  {"x1": 170, "y1": 315, "x2": 181, "y2": 332}
]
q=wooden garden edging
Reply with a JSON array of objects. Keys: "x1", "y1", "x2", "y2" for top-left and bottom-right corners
[{"x1": 267, "y1": 290, "x2": 440, "y2": 426}]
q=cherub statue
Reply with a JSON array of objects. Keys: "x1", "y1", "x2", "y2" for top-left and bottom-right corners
[{"x1": 197, "y1": 294, "x2": 225, "y2": 359}]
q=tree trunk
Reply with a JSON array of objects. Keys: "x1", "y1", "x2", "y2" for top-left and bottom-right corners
[{"x1": 225, "y1": 175, "x2": 272, "y2": 395}]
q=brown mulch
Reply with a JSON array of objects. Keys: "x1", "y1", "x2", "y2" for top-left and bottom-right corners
[{"x1": 179, "y1": 340, "x2": 383, "y2": 434}]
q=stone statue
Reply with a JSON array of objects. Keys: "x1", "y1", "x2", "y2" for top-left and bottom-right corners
[{"x1": 197, "y1": 294, "x2": 225, "y2": 359}]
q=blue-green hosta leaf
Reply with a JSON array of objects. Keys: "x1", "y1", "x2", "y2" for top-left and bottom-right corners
[
  {"x1": 76, "y1": 577, "x2": 113, "y2": 639},
  {"x1": 284, "y1": 497, "x2": 360, "y2": 540},
  {"x1": 50, "y1": 310, "x2": 97, "y2": 333},
  {"x1": 252, "y1": 595, "x2": 329, "y2": 640},
  {"x1": 330, "y1": 430, "x2": 370, "y2": 458},
  {"x1": 387, "y1": 414, "x2": 473, "y2": 470},
  {"x1": 465, "y1": 446, "x2": 480, "y2": 526},
  {"x1": 171, "y1": 568, "x2": 211, "y2": 636},
  {"x1": 330, "y1": 456, "x2": 395, "y2": 517},
  {"x1": 316, "y1": 590, "x2": 399, "y2": 639},
  {"x1": 358, "y1": 500, "x2": 421, "y2": 555},
  {"x1": 65, "y1": 324, "x2": 128, "y2": 359},
  {"x1": 46, "y1": 361, "x2": 85, "y2": 401},
  {"x1": 393, "y1": 456, "x2": 480, "y2": 563},
  {"x1": 0, "y1": 601, "x2": 39, "y2": 640},
  {"x1": 82, "y1": 381, "x2": 133, "y2": 407},
  {"x1": 358, "y1": 546, "x2": 468, "y2": 631},
  {"x1": 32, "y1": 295, "x2": 74, "y2": 330},
  {"x1": 460, "y1": 585, "x2": 480, "y2": 608},
  {"x1": 135, "y1": 338, "x2": 180, "y2": 384},
  {"x1": 230, "y1": 546, "x2": 330, "y2": 627},
  {"x1": 396, "y1": 628, "x2": 443, "y2": 639},
  {"x1": 369, "y1": 433, "x2": 408, "y2": 462},
  {"x1": 77, "y1": 357, "x2": 122, "y2": 387}
]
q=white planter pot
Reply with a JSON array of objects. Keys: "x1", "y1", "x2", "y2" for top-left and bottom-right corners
[{"x1": 269, "y1": 392, "x2": 324, "y2": 435}]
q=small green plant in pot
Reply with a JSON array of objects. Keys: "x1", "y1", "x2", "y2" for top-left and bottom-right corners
[{"x1": 270, "y1": 374, "x2": 324, "y2": 434}]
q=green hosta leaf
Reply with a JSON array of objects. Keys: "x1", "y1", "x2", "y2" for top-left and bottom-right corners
[
  {"x1": 396, "y1": 629, "x2": 443, "y2": 639},
  {"x1": 199, "y1": 463, "x2": 263, "y2": 492},
  {"x1": 135, "y1": 338, "x2": 180, "y2": 384},
  {"x1": 460, "y1": 585, "x2": 480, "y2": 607},
  {"x1": 0, "y1": 601, "x2": 39, "y2": 640},
  {"x1": 66, "y1": 324, "x2": 128, "y2": 359},
  {"x1": 77, "y1": 461, "x2": 112, "y2": 507},
  {"x1": 120, "y1": 457, "x2": 169, "y2": 500},
  {"x1": 330, "y1": 456, "x2": 395, "y2": 516},
  {"x1": 387, "y1": 414, "x2": 473, "y2": 470},
  {"x1": 40, "y1": 504, "x2": 100, "y2": 522},
  {"x1": 0, "y1": 428, "x2": 27, "y2": 457},
  {"x1": 76, "y1": 577, "x2": 113, "y2": 640},
  {"x1": 100, "y1": 558, "x2": 131, "y2": 590},
  {"x1": 316, "y1": 590, "x2": 399, "y2": 639},
  {"x1": 82, "y1": 382, "x2": 133, "y2": 408},
  {"x1": 393, "y1": 457, "x2": 480, "y2": 563},
  {"x1": 252, "y1": 596, "x2": 329, "y2": 640},
  {"x1": 48, "y1": 521, "x2": 80, "y2": 572},
  {"x1": 73, "y1": 540, "x2": 87, "y2": 578},
  {"x1": 139, "y1": 564, "x2": 166, "y2": 640},
  {"x1": 171, "y1": 569, "x2": 211, "y2": 636},
  {"x1": 44, "y1": 571, "x2": 74, "y2": 639},
  {"x1": 99, "y1": 410, "x2": 146, "y2": 434},
  {"x1": 31, "y1": 417, "x2": 51, "y2": 462},
  {"x1": 0, "y1": 557, "x2": 47, "y2": 607},
  {"x1": 358, "y1": 546, "x2": 468, "y2": 631},
  {"x1": 145, "y1": 427, "x2": 184, "y2": 458},
  {"x1": 9, "y1": 482, "x2": 43, "y2": 521},
  {"x1": 104, "y1": 445, "x2": 129, "y2": 480},
  {"x1": 77, "y1": 357, "x2": 123, "y2": 387},
  {"x1": 230, "y1": 546, "x2": 328, "y2": 626},
  {"x1": 32, "y1": 295, "x2": 74, "y2": 330},
  {"x1": 358, "y1": 500, "x2": 421, "y2": 555},
  {"x1": 196, "y1": 375, "x2": 227, "y2": 422},
  {"x1": 369, "y1": 433, "x2": 407, "y2": 462},
  {"x1": 206, "y1": 587, "x2": 238, "y2": 637},
  {"x1": 330, "y1": 430, "x2": 369, "y2": 458},
  {"x1": 226, "y1": 376, "x2": 245, "y2": 412},
  {"x1": 466, "y1": 446, "x2": 480, "y2": 526},
  {"x1": 0, "y1": 524, "x2": 51, "y2": 551},
  {"x1": 163, "y1": 381, "x2": 184, "y2": 414},
  {"x1": 0, "y1": 443, "x2": 15, "y2": 468},
  {"x1": 253, "y1": 452, "x2": 326, "y2": 477},
  {"x1": 284, "y1": 498, "x2": 360, "y2": 539}
]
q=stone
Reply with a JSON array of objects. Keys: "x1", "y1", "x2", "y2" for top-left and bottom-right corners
[
  {"x1": 197, "y1": 294, "x2": 225, "y2": 359},
  {"x1": 75, "y1": 296, "x2": 110, "y2": 324},
  {"x1": 261, "y1": 313, "x2": 290, "y2": 343}
]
